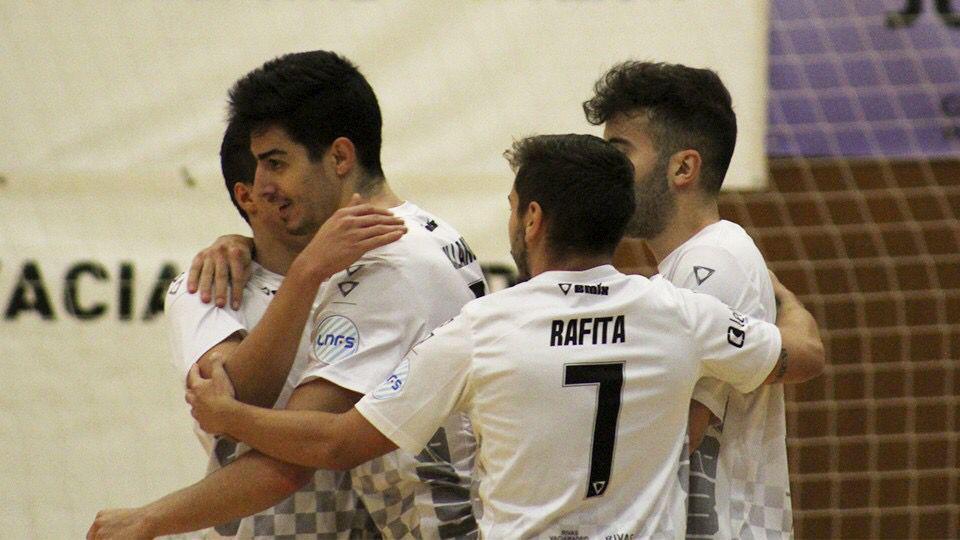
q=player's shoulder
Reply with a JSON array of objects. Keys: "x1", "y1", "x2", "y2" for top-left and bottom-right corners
[
  {"x1": 359, "y1": 201, "x2": 474, "y2": 271},
  {"x1": 164, "y1": 263, "x2": 278, "y2": 317},
  {"x1": 684, "y1": 220, "x2": 763, "y2": 264}
]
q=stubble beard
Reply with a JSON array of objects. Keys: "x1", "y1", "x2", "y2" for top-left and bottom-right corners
[{"x1": 625, "y1": 158, "x2": 677, "y2": 241}]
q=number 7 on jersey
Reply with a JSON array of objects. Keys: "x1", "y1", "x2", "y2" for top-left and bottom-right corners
[{"x1": 563, "y1": 362, "x2": 624, "y2": 498}]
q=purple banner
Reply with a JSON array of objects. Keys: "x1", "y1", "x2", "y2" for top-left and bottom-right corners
[{"x1": 768, "y1": 0, "x2": 960, "y2": 157}]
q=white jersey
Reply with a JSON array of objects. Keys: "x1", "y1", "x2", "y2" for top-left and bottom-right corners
[
  {"x1": 298, "y1": 201, "x2": 485, "y2": 539},
  {"x1": 657, "y1": 220, "x2": 792, "y2": 539},
  {"x1": 355, "y1": 264, "x2": 782, "y2": 539},
  {"x1": 165, "y1": 263, "x2": 375, "y2": 539}
]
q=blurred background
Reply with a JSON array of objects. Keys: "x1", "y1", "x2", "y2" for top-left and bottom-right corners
[{"x1": 1, "y1": 1, "x2": 957, "y2": 537}]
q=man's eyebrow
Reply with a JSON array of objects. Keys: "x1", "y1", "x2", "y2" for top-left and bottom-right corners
[{"x1": 255, "y1": 149, "x2": 287, "y2": 160}]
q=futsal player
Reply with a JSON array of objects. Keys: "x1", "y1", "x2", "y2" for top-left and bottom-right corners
[
  {"x1": 185, "y1": 134, "x2": 825, "y2": 538},
  {"x1": 584, "y1": 61, "x2": 804, "y2": 539},
  {"x1": 88, "y1": 50, "x2": 483, "y2": 539}
]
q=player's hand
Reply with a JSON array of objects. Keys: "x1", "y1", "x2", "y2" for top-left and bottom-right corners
[
  {"x1": 296, "y1": 194, "x2": 407, "y2": 280},
  {"x1": 187, "y1": 234, "x2": 254, "y2": 309},
  {"x1": 86, "y1": 507, "x2": 153, "y2": 540},
  {"x1": 186, "y1": 360, "x2": 238, "y2": 435}
]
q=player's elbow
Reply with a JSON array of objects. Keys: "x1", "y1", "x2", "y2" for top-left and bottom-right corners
[
  {"x1": 793, "y1": 338, "x2": 826, "y2": 383},
  {"x1": 273, "y1": 463, "x2": 315, "y2": 493},
  {"x1": 312, "y1": 439, "x2": 364, "y2": 471}
]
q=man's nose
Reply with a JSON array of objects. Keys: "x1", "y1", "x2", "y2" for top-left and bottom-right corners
[{"x1": 253, "y1": 169, "x2": 279, "y2": 202}]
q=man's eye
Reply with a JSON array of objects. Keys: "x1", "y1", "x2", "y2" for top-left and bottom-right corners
[{"x1": 268, "y1": 159, "x2": 284, "y2": 171}]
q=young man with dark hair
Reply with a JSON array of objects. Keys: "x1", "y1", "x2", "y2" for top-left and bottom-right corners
[
  {"x1": 88, "y1": 50, "x2": 484, "y2": 539},
  {"x1": 183, "y1": 133, "x2": 824, "y2": 538},
  {"x1": 585, "y1": 60, "x2": 805, "y2": 539}
]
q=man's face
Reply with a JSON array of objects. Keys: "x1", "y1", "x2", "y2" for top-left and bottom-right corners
[
  {"x1": 603, "y1": 113, "x2": 676, "y2": 240},
  {"x1": 508, "y1": 188, "x2": 531, "y2": 282},
  {"x1": 250, "y1": 125, "x2": 341, "y2": 238}
]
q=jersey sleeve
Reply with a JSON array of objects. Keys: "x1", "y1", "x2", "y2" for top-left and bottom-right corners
[
  {"x1": 669, "y1": 245, "x2": 757, "y2": 311},
  {"x1": 164, "y1": 273, "x2": 247, "y2": 382},
  {"x1": 690, "y1": 377, "x2": 731, "y2": 420},
  {"x1": 682, "y1": 289, "x2": 782, "y2": 394},
  {"x1": 354, "y1": 314, "x2": 474, "y2": 454},
  {"x1": 297, "y1": 259, "x2": 428, "y2": 395}
]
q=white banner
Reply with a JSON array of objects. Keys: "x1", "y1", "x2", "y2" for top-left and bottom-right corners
[{"x1": 0, "y1": 2, "x2": 767, "y2": 536}]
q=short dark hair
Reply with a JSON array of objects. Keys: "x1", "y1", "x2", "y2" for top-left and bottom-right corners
[
  {"x1": 228, "y1": 50, "x2": 384, "y2": 189},
  {"x1": 583, "y1": 61, "x2": 737, "y2": 194},
  {"x1": 505, "y1": 134, "x2": 635, "y2": 258},
  {"x1": 220, "y1": 119, "x2": 256, "y2": 223}
]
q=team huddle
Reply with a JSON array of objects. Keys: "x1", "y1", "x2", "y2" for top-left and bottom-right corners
[{"x1": 88, "y1": 51, "x2": 824, "y2": 539}]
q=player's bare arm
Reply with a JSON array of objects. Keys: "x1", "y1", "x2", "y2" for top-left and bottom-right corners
[
  {"x1": 187, "y1": 361, "x2": 397, "y2": 470},
  {"x1": 88, "y1": 364, "x2": 372, "y2": 539},
  {"x1": 87, "y1": 449, "x2": 312, "y2": 540},
  {"x1": 763, "y1": 272, "x2": 825, "y2": 385},
  {"x1": 186, "y1": 197, "x2": 407, "y2": 407}
]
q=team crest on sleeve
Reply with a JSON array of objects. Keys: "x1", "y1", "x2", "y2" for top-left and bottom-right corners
[
  {"x1": 312, "y1": 315, "x2": 360, "y2": 364},
  {"x1": 372, "y1": 357, "x2": 409, "y2": 400}
]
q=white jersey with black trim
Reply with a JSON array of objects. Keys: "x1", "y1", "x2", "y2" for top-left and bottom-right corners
[
  {"x1": 657, "y1": 219, "x2": 792, "y2": 539},
  {"x1": 355, "y1": 264, "x2": 782, "y2": 539},
  {"x1": 298, "y1": 201, "x2": 485, "y2": 539},
  {"x1": 165, "y1": 263, "x2": 375, "y2": 539}
]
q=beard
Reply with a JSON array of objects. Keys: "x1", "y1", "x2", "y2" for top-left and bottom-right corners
[
  {"x1": 509, "y1": 224, "x2": 531, "y2": 283},
  {"x1": 624, "y1": 155, "x2": 677, "y2": 240}
]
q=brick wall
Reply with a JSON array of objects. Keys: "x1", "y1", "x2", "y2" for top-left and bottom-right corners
[{"x1": 614, "y1": 158, "x2": 960, "y2": 538}]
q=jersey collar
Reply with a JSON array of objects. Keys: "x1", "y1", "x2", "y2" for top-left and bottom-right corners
[{"x1": 530, "y1": 264, "x2": 621, "y2": 284}]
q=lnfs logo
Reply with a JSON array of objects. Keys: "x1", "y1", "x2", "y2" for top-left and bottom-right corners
[{"x1": 312, "y1": 315, "x2": 360, "y2": 365}]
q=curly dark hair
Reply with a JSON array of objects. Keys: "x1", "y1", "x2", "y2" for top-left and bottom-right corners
[
  {"x1": 583, "y1": 61, "x2": 737, "y2": 194},
  {"x1": 229, "y1": 50, "x2": 384, "y2": 191},
  {"x1": 505, "y1": 134, "x2": 636, "y2": 257}
]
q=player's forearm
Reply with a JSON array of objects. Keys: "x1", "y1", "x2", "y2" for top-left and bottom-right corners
[
  {"x1": 224, "y1": 261, "x2": 330, "y2": 407},
  {"x1": 769, "y1": 290, "x2": 825, "y2": 384},
  {"x1": 137, "y1": 451, "x2": 312, "y2": 536},
  {"x1": 223, "y1": 401, "x2": 352, "y2": 470}
]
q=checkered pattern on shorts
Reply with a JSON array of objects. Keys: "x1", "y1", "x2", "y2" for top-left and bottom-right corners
[
  {"x1": 351, "y1": 454, "x2": 421, "y2": 539},
  {"x1": 729, "y1": 480, "x2": 793, "y2": 540},
  {"x1": 207, "y1": 438, "x2": 376, "y2": 539}
]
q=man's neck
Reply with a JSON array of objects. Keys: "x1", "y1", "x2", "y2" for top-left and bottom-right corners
[
  {"x1": 252, "y1": 234, "x2": 303, "y2": 276},
  {"x1": 646, "y1": 199, "x2": 721, "y2": 263},
  {"x1": 530, "y1": 252, "x2": 612, "y2": 277},
  {"x1": 345, "y1": 177, "x2": 404, "y2": 209}
]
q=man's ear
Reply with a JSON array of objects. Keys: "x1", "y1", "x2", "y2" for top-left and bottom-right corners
[
  {"x1": 524, "y1": 201, "x2": 545, "y2": 244},
  {"x1": 668, "y1": 149, "x2": 702, "y2": 190},
  {"x1": 234, "y1": 182, "x2": 256, "y2": 216},
  {"x1": 328, "y1": 137, "x2": 358, "y2": 177}
]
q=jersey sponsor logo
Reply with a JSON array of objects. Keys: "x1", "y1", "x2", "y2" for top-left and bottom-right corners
[
  {"x1": 441, "y1": 237, "x2": 477, "y2": 269},
  {"x1": 337, "y1": 280, "x2": 359, "y2": 297},
  {"x1": 372, "y1": 357, "x2": 409, "y2": 399},
  {"x1": 693, "y1": 265, "x2": 715, "y2": 285},
  {"x1": 548, "y1": 529, "x2": 588, "y2": 540},
  {"x1": 257, "y1": 285, "x2": 277, "y2": 296},
  {"x1": 558, "y1": 282, "x2": 609, "y2": 296},
  {"x1": 727, "y1": 308, "x2": 747, "y2": 348},
  {"x1": 727, "y1": 327, "x2": 745, "y2": 348},
  {"x1": 312, "y1": 315, "x2": 360, "y2": 364},
  {"x1": 550, "y1": 315, "x2": 626, "y2": 346}
]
